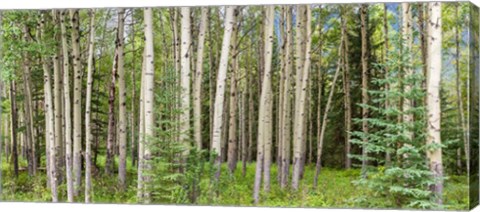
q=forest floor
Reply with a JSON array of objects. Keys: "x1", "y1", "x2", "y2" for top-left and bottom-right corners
[{"x1": 0, "y1": 155, "x2": 469, "y2": 210}]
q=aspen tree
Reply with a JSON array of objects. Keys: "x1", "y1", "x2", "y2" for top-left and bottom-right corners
[
  {"x1": 211, "y1": 6, "x2": 236, "y2": 180},
  {"x1": 142, "y1": 7, "x2": 155, "y2": 203},
  {"x1": 253, "y1": 6, "x2": 274, "y2": 203},
  {"x1": 193, "y1": 8, "x2": 208, "y2": 150},
  {"x1": 401, "y1": 3, "x2": 413, "y2": 154},
  {"x1": 84, "y1": 9, "x2": 96, "y2": 203},
  {"x1": 426, "y1": 2, "x2": 444, "y2": 205},
  {"x1": 180, "y1": 7, "x2": 192, "y2": 156},
  {"x1": 70, "y1": 9, "x2": 82, "y2": 196},
  {"x1": 291, "y1": 5, "x2": 312, "y2": 191},
  {"x1": 227, "y1": 11, "x2": 240, "y2": 174},
  {"x1": 38, "y1": 12, "x2": 58, "y2": 202},
  {"x1": 60, "y1": 10, "x2": 74, "y2": 202},
  {"x1": 116, "y1": 8, "x2": 127, "y2": 190},
  {"x1": 280, "y1": 6, "x2": 293, "y2": 189}
]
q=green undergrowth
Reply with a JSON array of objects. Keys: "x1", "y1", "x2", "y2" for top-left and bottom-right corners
[{"x1": 0, "y1": 156, "x2": 468, "y2": 210}]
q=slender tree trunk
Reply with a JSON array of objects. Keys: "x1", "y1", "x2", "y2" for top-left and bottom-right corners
[
  {"x1": 61, "y1": 10, "x2": 74, "y2": 202},
  {"x1": 136, "y1": 49, "x2": 146, "y2": 202},
  {"x1": 180, "y1": 7, "x2": 192, "y2": 157},
  {"x1": 193, "y1": 8, "x2": 208, "y2": 150},
  {"x1": 280, "y1": 7, "x2": 293, "y2": 189},
  {"x1": 106, "y1": 51, "x2": 118, "y2": 175},
  {"x1": 211, "y1": 6, "x2": 236, "y2": 180},
  {"x1": 384, "y1": 3, "x2": 391, "y2": 166},
  {"x1": 130, "y1": 9, "x2": 137, "y2": 167},
  {"x1": 38, "y1": 13, "x2": 58, "y2": 202},
  {"x1": 116, "y1": 8, "x2": 128, "y2": 191},
  {"x1": 21, "y1": 24, "x2": 36, "y2": 177},
  {"x1": 227, "y1": 15, "x2": 240, "y2": 174},
  {"x1": 401, "y1": 3, "x2": 414, "y2": 158},
  {"x1": 426, "y1": 2, "x2": 443, "y2": 205},
  {"x1": 142, "y1": 8, "x2": 155, "y2": 203},
  {"x1": 70, "y1": 9, "x2": 82, "y2": 196},
  {"x1": 340, "y1": 7, "x2": 351, "y2": 169},
  {"x1": 253, "y1": 6, "x2": 275, "y2": 203},
  {"x1": 455, "y1": 3, "x2": 469, "y2": 174},
  {"x1": 52, "y1": 11, "x2": 65, "y2": 182},
  {"x1": 291, "y1": 5, "x2": 311, "y2": 191},
  {"x1": 84, "y1": 9, "x2": 96, "y2": 203},
  {"x1": 240, "y1": 90, "x2": 248, "y2": 177},
  {"x1": 314, "y1": 35, "x2": 344, "y2": 188},
  {"x1": 360, "y1": 4, "x2": 369, "y2": 178},
  {"x1": 9, "y1": 81, "x2": 18, "y2": 178}
]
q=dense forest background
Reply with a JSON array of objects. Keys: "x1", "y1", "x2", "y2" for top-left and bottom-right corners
[{"x1": 0, "y1": 2, "x2": 477, "y2": 210}]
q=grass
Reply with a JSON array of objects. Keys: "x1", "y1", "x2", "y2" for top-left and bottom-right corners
[{"x1": 0, "y1": 156, "x2": 469, "y2": 210}]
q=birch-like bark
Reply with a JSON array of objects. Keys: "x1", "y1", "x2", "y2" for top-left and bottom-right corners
[
  {"x1": 426, "y1": 2, "x2": 443, "y2": 205},
  {"x1": 401, "y1": 3, "x2": 414, "y2": 157},
  {"x1": 70, "y1": 9, "x2": 82, "y2": 196},
  {"x1": 291, "y1": 5, "x2": 311, "y2": 191},
  {"x1": 253, "y1": 5, "x2": 274, "y2": 204},
  {"x1": 60, "y1": 10, "x2": 74, "y2": 202},
  {"x1": 180, "y1": 7, "x2": 192, "y2": 157},
  {"x1": 21, "y1": 24, "x2": 36, "y2": 177},
  {"x1": 84, "y1": 9, "x2": 96, "y2": 203},
  {"x1": 211, "y1": 6, "x2": 236, "y2": 180},
  {"x1": 193, "y1": 8, "x2": 208, "y2": 150},
  {"x1": 227, "y1": 14, "x2": 240, "y2": 174},
  {"x1": 116, "y1": 8, "x2": 127, "y2": 191},
  {"x1": 38, "y1": 12, "x2": 58, "y2": 202},
  {"x1": 280, "y1": 7, "x2": 293, "y2": 189},
  {"x1": 136, "y1": 49, "x2": 146, "y2": 202},
  {"x1": 142, "y1": 8, "x2": 155, "y2": 203}
]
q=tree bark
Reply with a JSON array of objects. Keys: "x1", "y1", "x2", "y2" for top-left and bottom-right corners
[
  {"x1": 291, "y1": 5, "x2": 311, "y2": 191},
  {"x1": 341, "y1": 7, "x2": 352, "y2": 169},
  {"x1": 401, "y1": 3, "x2": 414, "y2": 158},
  {"x1": 211, "y1": 6, "x2": 236, "y2": 180},
  {"x1": 84, "y1": 9, "x2": 96, "y2": 203},
  {"x1": 227, "y1": 14, "x2": 240, "y2": 174},
  {"x1": 193, "y1": 8, "x2": 208, "y2": 150},
  {"x1": 360, "y1": 4, "x2": 369, "y2": 178},
  {"x1": 180, "y1": 7, "x2": 192, "y2": 157},
  {"x1": 253, "y1": 5, "x2": 274, "y2": 204},
  {"x1": 280, "y1": 6, "x2": 293, "y2": 189},
  {"x1": 106, "y1": 50, "x2": 118, "y2": 176},
  {"x1": 70, "y1": 9, "x2": 82, "y2": 196},
  {"x1": 426, "y1": 2, "x2": 443, "y2": 205},
  {"x1": 9, "y1": 81, "x2": 18, "y2": 178},
  {"x1": 60, "y1": 10, "x2": 74, "y2": 202},
  {"x1": 116, "y1": 8, "x2": 127, "y2": 191},
  {"x1": 142, "y1": 8, "x2": 155, "y2": 203}
]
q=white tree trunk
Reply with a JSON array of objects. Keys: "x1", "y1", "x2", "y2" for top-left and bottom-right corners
[
  {"x1": 142, "y1": 8, "x2": 155, "y2": 203},
  {"x1": 70, "y1": 9, "x2": 82, "y2": 196},
  {"x1": 426, "y1": 2, "x2": 443, "y2": 205},
  {"x1": 211, "y1": 6, "x2": 236, "y2": 179},
  {"x1": 180, "y1": 7, "x2": 192, "y2": 156},
  {"x1": 193, "y1": 8, "x2": 208, "y2": 150},
  {"x1": 116, "y1": 8, "x2": 128, "y2": 191},
  {"x1": 60, "y1": 10, "x2": 74, "y2": 202},
  {"x1": 84, "y1": 9, "x2": 96, "y2": 203}
]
